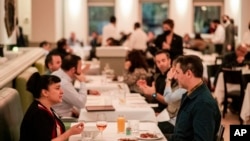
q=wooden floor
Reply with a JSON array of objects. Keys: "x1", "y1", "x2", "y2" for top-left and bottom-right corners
[{"x1": 221, "y1": 110, "x2": 248, "y2": 141}]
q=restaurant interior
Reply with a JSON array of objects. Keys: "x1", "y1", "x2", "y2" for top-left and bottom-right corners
[{"x1": 1, "y1": 0, "x2": 250, "y2": 141}]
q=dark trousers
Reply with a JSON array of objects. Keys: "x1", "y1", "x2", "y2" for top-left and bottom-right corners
[
  {"x1": 158, "y1": 121, "x2": 175, "y2": 140},
  {"x1": 214, "y1": 44, "x2": 223, "y2": 55}
]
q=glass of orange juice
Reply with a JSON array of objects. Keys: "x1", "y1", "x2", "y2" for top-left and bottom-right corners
[{"x1": 117, "y1": 115, "x2": 125, "y2": 133}]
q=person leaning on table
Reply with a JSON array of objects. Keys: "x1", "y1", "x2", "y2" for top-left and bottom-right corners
[
  {"x1": 170, "y1": 55, "x2": 221, "y2": 141},
  {"x1": 19, "y1": 72, "x2": 84, "y2": 141}
]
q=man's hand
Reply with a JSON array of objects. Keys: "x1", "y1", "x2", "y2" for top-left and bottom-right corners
[
  {"x1": 167, "y1": 67, "x2": 176, "y2": 80},
  {"x1": 236, "y1": 56, "x2": 245, "y2": 64},
  {"x1": 227, "y1": 44, "x2": 232, "y2": 51},
  {"x1": 82, "y1": 63, "x2": 91, "y2": 73},
  {"x1": 136, "y1": 79, "x2": 147, "y2": 87},
  {"x1": 74, "y1": 73, "x2": 86, "y2": 82},
  {"x1": 124, "y1": 61, "x2": 131, "y2": 70},
  {"x1": 139, "y1": 85, "x2": 155, "y2": 95}
]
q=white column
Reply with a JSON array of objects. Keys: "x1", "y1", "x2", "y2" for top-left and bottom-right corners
[
  {"x1": 169, "y1": 0, "x2": 193, "y2": 36},
  {"x1": 31, "y1": 0, "x2": 63, "y2": 43},
  {"x1": 115, "y1": 0, "x2": 139, "y2": 34},
  {"x1": 64, "y1": 0, "x2": 87, "y2": 46},
  {"x1": 0, "y1": 0, "x2": 16, "y2": 45},
  {"x1": 224, "y1": 0, "x2": 250, "y2": 43},
  {"x1": 238, "y1": 0, "x2": 250, "y2": 43}
]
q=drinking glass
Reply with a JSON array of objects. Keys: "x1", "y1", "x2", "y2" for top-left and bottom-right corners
[{"x1": 96, "y1": 113, "x2": 107, "y2": 139}]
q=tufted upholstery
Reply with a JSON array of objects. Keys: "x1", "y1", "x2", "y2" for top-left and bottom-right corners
[
  {"x1": 15, "y1": 67, "x2": 38, "y2": 113},
  {"x1": 0, "y1": 88, "x2": 23, "y2": 141},
  {"x1": 34, "y1": 56, "x2": 46, "y2": 75}
]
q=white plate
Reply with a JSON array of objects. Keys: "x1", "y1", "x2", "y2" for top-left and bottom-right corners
[{"x1": 137, "y1": 132, "x2": 163, "y2": 140}]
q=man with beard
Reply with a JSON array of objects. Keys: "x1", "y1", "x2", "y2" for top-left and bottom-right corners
[
  {"x1": 154, "y1": 19, "x2": 183, "y2": 60},
  {"x1": 137, "y1": 50, "x2": 171, "y2": 114}
]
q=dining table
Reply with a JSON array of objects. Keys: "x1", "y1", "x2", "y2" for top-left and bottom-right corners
[
  {"x1": 68, "y1": 122, "x2": 168, "y2": 141},
  {"x1": 78, "y1": 93, "x2": 166, "y2": 123},
  {"x1": 74, "y1": 75, "x2": 130, "y2": 94},
  {"x1": 213, "y1": 67, "x2": 250, "y2": 108},
  {"x1": 240, "y1": 83, "x2": 250, "y2": 123}
]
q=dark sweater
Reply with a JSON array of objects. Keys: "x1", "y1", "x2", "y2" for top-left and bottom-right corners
[{"x1": 20, "y1": 100, "x2": 65, "y2": 141}]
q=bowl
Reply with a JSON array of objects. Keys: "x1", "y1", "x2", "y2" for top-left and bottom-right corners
[{"x1": 81, "y1": 126, "x2": 99, "y2": 140}]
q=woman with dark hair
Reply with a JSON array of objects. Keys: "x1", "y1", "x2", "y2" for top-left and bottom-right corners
[
  {"x1": 123, "y1": 50, "x2": 151, "y2": 93},
  {"x1": 19, "y1": 72, "x2": 83, "y2": 141},
  {"x1": 50, "y1": 38, "x2": 73, "y2": 59}
]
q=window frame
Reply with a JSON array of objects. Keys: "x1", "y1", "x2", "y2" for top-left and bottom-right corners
[
  {"x1": 87, "y1": 0, "x2": 115, "y2": 38},
  {"x1": 139, "y1": 0, "x2": 169, "y2": 35},
  {"x1": 193, "y1": 1, "x2": 224, "y2": 34}
]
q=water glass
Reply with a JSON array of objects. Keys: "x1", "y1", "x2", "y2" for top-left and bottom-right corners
[
  {"x1": 118, "y1": 89, "x2": 126, "y2": 104},
  {"x1": 81, "y1": 131, "x2": 93, "y2": 141},
  {"x1": 127, "y1": 120, "x2": 140, "y2": 135}
]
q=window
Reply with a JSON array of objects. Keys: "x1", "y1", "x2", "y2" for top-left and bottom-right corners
[
  {"x1": 88, "y1": 0, "x2": 114, "y2": 35},
  {"x1": 140, "y1": 0, "x2": 168, "y2": 35},
  {"x1": 193, "y1": 1, "x2": 223, "y2": 34}
]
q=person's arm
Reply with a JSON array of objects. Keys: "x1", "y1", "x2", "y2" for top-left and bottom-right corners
[
  {"x1": 192, "y1": 101, "x2": 218, "y2": 141},
  {"x1": 52, "y1": 123, "x2": 84, "y2": 141},
  {"x1": 163, "y1": 87, "x2": 186, "y2": 103},
  {"x1": 61, "y1": 80, "x2": 87, "y2": 109},
  {"x1": 138, "y1": 82, "x2": 167, "y2": 105}
]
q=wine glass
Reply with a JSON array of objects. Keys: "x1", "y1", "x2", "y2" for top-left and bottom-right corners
[{"x1": 96, "y1": 113, "x2": 107, "y2": 139}]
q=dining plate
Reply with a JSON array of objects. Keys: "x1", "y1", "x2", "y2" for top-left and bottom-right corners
[{"x1": 136, "y1": 132, "x2": 163, "y2": 140}]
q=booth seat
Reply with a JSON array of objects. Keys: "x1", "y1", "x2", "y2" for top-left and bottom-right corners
[
  {"x1": 34, "y1": 56, "x2": 46, "y2": 75},
  {"x1": 15, "y1": 67, "x2": 38, "y2": 113},
  {"x1": 0, "y1": 88, "x2": 23, "y2": 141}
]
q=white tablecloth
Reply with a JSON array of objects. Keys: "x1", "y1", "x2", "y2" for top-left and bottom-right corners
[
  {"x1": 82, "y1": 60, "x2": 100, "y2": 75},
  {"x1": 78, "y1": 94, "x2": 163, "y2": 122},
  {"x1": 213, "y1": 69, "x2": 250, "y2": 107},
  {"x1": 69, "y1": 122, "x2": 168, "y2": 141},
  {"x1": 75, "y1": 75, "x2": 130, "y2": 93},
  {"x1": 241, "y1": 83, "x2": 250, "y2": 122}
]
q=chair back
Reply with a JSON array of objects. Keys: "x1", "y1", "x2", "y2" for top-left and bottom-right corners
[
  {"x1": 207, "y1": 64, "x2": 220, "y2": 91},
  {"x1": 207, "y1": 64, "x2": 220, "y2": 79},
  {"x1": 216, "y1": 125, "x2": 225, "y2": 141},
  {"x1": 222, "y1": 68, "x2": 244, "y2": 124},
  {"x1": 15, "y1": 67, "x2": 37, "y2": 113},
  {"x1": 215, "y1": 56, "x2": 223, "y2": 65},
  {"x1": 222, "y1": 69, "x2": 244, "y2": 90},
  {"x1": 0, "y1": 88, "x2": 23, "y2": 141}
]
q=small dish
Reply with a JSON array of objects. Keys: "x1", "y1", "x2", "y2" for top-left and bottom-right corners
[{"x1": 136, "y1": 131, "x2": 163, "y2": 140}]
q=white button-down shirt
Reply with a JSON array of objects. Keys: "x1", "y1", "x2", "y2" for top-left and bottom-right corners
[
  {"x1": 128, "y1": 28, "x2": 148, "y2": 51},
  {"x1": 52, "y1": 69, "x2": 87, "y2": 117},
  {"x1": 211, "y1": 25, "x2": 225, "y2": 44},
  {"x1": 101, "y1": 23, "x2": 119, "y2": 46}
]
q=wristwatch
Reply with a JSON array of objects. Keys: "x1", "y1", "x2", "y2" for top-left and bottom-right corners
[
  {"x1": 152, "y1": 93, "x2": 157, "y2": 99},
  {"x1": 167, "y1": 78, "x2": 173, "y2": 82}
]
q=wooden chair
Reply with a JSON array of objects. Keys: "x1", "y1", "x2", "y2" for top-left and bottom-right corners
[
  {"x1": 216, "y1": 125, "x2": 225, "y2": 141},
  {"x1": 222, "y1": 69, "x2": 244, "y2": 124},
  {"x1": 0, "y1": 88, "x2": 23, "y2": 141},
  {"x1": 215, "y1": 56, "x2": 223, "y2": 65},
  {"x1": 207, "y1": 64, "x2": 220, "y2": 91}
]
